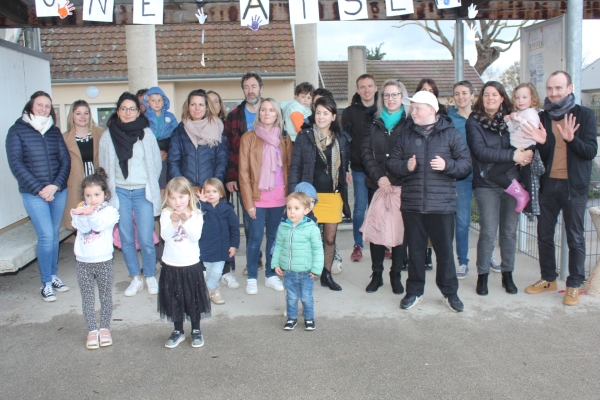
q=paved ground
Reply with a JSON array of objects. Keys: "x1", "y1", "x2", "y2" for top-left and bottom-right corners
[{"x1": 1, "y1": 229, "x2": 600, "y2": 399}]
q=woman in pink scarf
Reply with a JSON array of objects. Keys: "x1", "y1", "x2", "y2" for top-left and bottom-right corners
[{"x1": 239, "y1": 98, "x2": 293, "y2": 295}]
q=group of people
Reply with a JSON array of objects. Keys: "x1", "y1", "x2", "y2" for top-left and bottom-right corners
[{"x1": 5, "y1": 69, "x2": 597, "y2": 349}]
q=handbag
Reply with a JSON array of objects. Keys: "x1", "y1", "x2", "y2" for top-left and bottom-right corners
[{"x1": 113, "y1": 211, "x2": 159, "y2": 250}]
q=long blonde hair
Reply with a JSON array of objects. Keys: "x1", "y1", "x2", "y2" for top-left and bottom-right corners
[
  {"x1": 162, "y1": 177, "x2": 199, "y2": 214},
  {"x1": 66, "y1": 100, "x2": 103, "y2": 134}
]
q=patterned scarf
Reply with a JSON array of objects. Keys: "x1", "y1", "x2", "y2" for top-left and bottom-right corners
[
  {"x1": 472, "y1": 111, "x2": 509, "y2": 135},
  {"x1": 313, "y1": 125, "x2": 341, "y2": 191}
]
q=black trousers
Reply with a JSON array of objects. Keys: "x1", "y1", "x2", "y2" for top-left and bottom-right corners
[
  {"x1": 402, "y1": 212, "x2": 458, "y2": 296},
  {"x1": 537, "y1": 178, "x2": 587, "y2": 288}
]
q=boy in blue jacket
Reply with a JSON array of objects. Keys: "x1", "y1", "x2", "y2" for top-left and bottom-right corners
[{"x1": 272, "y1": 192, "x2": 324, "y2": 331}]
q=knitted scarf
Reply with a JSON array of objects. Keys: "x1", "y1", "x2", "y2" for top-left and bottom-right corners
[
  {"x1": 254, "y1": 124, "x2": 282, "y2": 191},
  {"x1": 183, "y1": 117, "x2": 224, "y2": 148},
  {"x1": 313, "y1": 125, "x2": 341, "y2": 191},
  {"x1": 544, "y1": 93, "x2": 575, "y2": 121},
  {"x1": 108, "y1": 117, "x2": 146, "y2": 179},
  {"x1": 472, "y1": 111, "x2": 509, "y2": 135},
  {"x1": 22, "y1": 113, "x2": 53, "y2": 134}
]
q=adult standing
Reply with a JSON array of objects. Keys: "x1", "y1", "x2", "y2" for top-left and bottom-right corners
[
  {"x1": 290, "y1": 96, "x2": 352, "y2": 291},
  {"x1": 6, "y1": 91, "x2": 71, "y2": 301},
  {"x1": 239, "y1": 98, "x2": 293, "y2": 295},
  {"x1": 99, "y1": 92, "x2": 162, "y2": 297},
  {"x1": 61, "y1": 100, "x2": 105, "y2": 230},
  {"x1": 466, "y1": 81, "x2": 532, "y2": 296},
  {"x1": 342, "y1": 74, "x2": 378, "y2": 262},
  {"x1": 522, "y1": 71, "x2": 598, "y2": 305},
  {"x1": 361, "y1": 79, "x2": 410, "y2": 294},
  {"x1": 207, "y1": 90, "x2": 228, "y2": 122}
]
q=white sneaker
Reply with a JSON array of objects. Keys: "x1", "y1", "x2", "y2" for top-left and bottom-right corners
[
  {"x1": 265, "y1": 276, "x2": 284, "y2": 292},
  {"x1": 220, "y1": 273, "x2": 240, "y2": 289},
  {"x1": 331, "y1": 259, "x2": 343, "y2": 275},
  {"x1": 124, "y1": 277, "x2": 143, "y2": 297},
  {"x1": 246, "y1": 279, "x2": 258, "y2": 295},
  {"x1": 146, "y1": 276, "x2": 159, "y2": 295}
]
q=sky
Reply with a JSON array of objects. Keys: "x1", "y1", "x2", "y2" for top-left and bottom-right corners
[{"x1": 313, "y1": 20, "x2": 600, "y2": 74}]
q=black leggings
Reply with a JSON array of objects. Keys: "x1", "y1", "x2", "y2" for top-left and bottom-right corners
[{"x1": 174, "y1": 320, "x2": 199, "y2": 334}]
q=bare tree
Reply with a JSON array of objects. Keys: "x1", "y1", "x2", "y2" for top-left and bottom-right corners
[
  {"x1": 498, "y1": 61, "x2": 521, "y2": 95},
  {"x1": 396, "y1": 20, "x2": 530, "y2": 75}
]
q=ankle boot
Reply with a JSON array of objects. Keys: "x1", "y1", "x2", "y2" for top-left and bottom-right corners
[
  {"x1": 505, "y1": 179, "x2": 530, "y2": 213},
  {"x1": 321, "y1": 268, "x2": 342, "y2": 291},
  {"x1": 476, "y1": 273, "x2": 489, "y2": 296},
  {"x1": 366, "y1": 271, "x2": 383, "y2": 293},
  {"x1": 501, "y1": 271, "x2": 518, "y2": 294},
  {"x1": 425, "y1": 248, "x2": 433, "y2": 270},
  {"x1": 389, "y1": 270, "x2": 404, "y2": 295}
]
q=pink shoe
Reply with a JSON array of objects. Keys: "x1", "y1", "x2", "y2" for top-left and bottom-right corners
[
  {"x1": 505, "y1": 179, "x2": 530, "y2": 213},
  {"x1": 99, "y1": 328, "x2": 113, "y2": 347}
]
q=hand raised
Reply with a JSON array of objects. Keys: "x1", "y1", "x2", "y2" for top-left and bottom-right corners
[
  {"x1": 522, "y1": 121, "x2": 547, "y2": 144},
  {"x1": 195, "y1": 7, "x2": 208, "y2": 24},
  {"x1": 556, "y1": 114, "x2": 580, "y2": 142},
  {"x1": 247, "y1": 15, "x2": 262, "y2": 31},
  {"x1": 468, "y1": 4, "x2": 478, "y2": 19},
  {"x1": 58, "y1": 1, "x2": 75, "y2": 19}
]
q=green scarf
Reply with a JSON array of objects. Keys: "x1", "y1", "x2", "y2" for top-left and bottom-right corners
[{"x1": 381, "y1": 107, "x2": 404, "y2": 131}]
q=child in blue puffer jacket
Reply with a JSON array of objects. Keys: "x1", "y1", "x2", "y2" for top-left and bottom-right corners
[{"x1": 272, "y1": 192, "x2": 324, "y2": 331}]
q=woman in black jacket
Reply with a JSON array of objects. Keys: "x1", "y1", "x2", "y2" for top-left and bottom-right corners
[
  {"x1": 361, "y1": 79, "x2": 410, "y2": 295},
  {"x1": 466, "y1": 81, "x2": 533, "y2": 296},
  {"x1": 6, "y1": 91, "x2": 71, "y2": 302},
  {"x1": 289, "y1": 96, "x2": 351, "y2": 291}
]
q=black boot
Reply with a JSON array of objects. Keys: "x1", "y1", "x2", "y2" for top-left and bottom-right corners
[
  {"x1": 425, "y1": 248, "x2": 433, "y2": 270},
  {"x1": 321, "y1": 268, "x2": 342, "y2": 291},
  {"x1": 389, "y1": 270, "x2": 404, "y2": 295},
  {"x1": 366, "y1": 271, "x2": 383, "y2": 293},
  {"x1": 501, "y1": 271, "x2": 518, "y2": 294},
  {"x1": 476, "y1": 273, "x2": 489, "y2": 296}
]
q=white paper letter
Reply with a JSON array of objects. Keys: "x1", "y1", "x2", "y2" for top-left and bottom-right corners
[
  {"x1": 35, "y1": 0, "x2": 60, "y2": 17},
  {"x1": 290, "y1": 0, "x2": 320, "y2": 25},
  {"x1": 83, "y1": 0, "x2": 114, "y2": 22},
  {"x1": 133, "y1": 0, "x2": 164, "y2": 25},
  {"x1": 338, "y1": 0, "x2": 368, "y2": 21},
  {"x1": 385, "y1": 0, "x2": 414, "y2": 17}
]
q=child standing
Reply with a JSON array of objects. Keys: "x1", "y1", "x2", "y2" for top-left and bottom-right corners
[
  {"x1": 272, "y1": 192, "x2": 324, "y2": 331},
  {"x1": 70, "y1": 168, "x2": 120, "y2": 350},
  {"x1": 198, "y1": 178, "x2": 240, "y2": 305},
  {"x1": 158, "y1": 177, "x2": 210, "y2": 348},
  {"x1": 281, "y1": 82, "x2": 314, "y2": 142}
]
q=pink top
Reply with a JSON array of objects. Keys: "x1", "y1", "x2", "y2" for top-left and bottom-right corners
[{"x1": 255, "y1": 147, "x2": 286, "y2": 208}]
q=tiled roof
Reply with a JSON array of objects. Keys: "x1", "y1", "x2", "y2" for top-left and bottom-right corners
[
  {"x1": 41, "y1": 23, "x2": 295, "y2": 81},
  {"x1": 318, "y1": 60, "x2": 484, "y2": 99},
  {"x1": 582, "y1": 57, "x2": 600, "y2": 91}
]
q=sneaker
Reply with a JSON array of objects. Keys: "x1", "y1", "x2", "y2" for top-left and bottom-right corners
[
  {"x1": 124, "y1": 277, "x2": 143, "y2": 297},
  {"x1": 525, "y1": 279, "x2": 557, "y2": 294},
  {"x1": 191, "y1": 329, "x2": 204, "y2": 348},
  {"x1": 490, "y1": 256, "x2": 501, "y2": 273},
  {"x1": 304, "y1": 320, "x2": 316, "y2": 331},
  {"x1": 146, "y1": 276, "x2": 159, "y2": 295},
  {"x1": 400, "y1": 294, "x2": 422, "y2": 310},
  {"x1": 246, "y1": 279, "x2": 258, "y2": 295},
  {"x1": 165, "y1": 330, "x2": 185, "y2": 348},
  {"x1": 265, "y1": 276, "x2": 284, "y2": 292},
  {"x1": 51, "y1": 277, "x2": 69, "y2": 292},
  {"x1": 41, "y1": 285, "x2": 57, "y2": 302},
  {"x1": 350, "y1": 245, "x2": 363, "y2": 262},
  {"x1": 563, "y1": 287, "x2": 580, "y2": 306},
  {"x1": 220, "y1": 273, "x2": 240, "y2": 289},
  {"x1": 99, "y1": 328, "x2": 112, "y2": 347},
  {"x1": 283, "y1": 319, "x2": 297, "y2": 330},
  {"x1": 443, "y1": 294, "x2": 464, "y2": 313},
  {"x1": 384, "y1": 248, "x2": 392, "y2": 259},
  {"x1": 456, "y1": 264, "x2": 469, "y2": 280},
  {"x1": 86, "y1": 331, "x2": 99, "y2": 350}
]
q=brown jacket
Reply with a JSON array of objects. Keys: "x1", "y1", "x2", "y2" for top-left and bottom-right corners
[
  {"x1": 239, "y1": 130, "x2": 293, "y2": 211},
  {"x1": 61, "y1": 127, "x2": 104, "y2": 230}
]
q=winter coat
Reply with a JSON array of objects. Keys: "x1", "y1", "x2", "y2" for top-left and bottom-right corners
[
  {"x1": 386, "y1": 114, "x2": 472, "y2": 214},
  {"x1": 447, "y1": 108, "x2": 473, "y2": 180},
  {"x1": 142, "y1": 87, "x2": 178, "y2": 141},
  {"x1": 167, "y1": 122, "x2": 229, "y2": 186},
  {"x1": 271, "y1": 216, "x2": 324, "y2": 275},
  {"x1": 199, "y1": 199, "x2": 240, "y2": 262},
  {"x1": 537, "y1": 105, "x2": 598, "y2": 197},
  {"x1": 341, "y1": 92, "x2": 378, "y2": 172},
  {"x1": 466, "y1": 114, "x2": 517, "y2": 190},
  {"x1": 288, "y1": 127, "x2": 352, "y2": 218},
  {"x1": 361, "y1": 114, "x2": 409, "y2": 190},
  {"x1": 360, "y1": 186, "x2": 404, "y2": 247},
  {"x1": 224, "y1": 100, "x2": 249, "y2": 184},
  {"x1": 6, "y1": 118, "x2": 71, "y2": 195}
]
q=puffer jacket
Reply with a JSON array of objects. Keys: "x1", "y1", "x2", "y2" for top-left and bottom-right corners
[
  {"x1": 465, "y1": 114, "x2": 516, "y2": 189},
  {"x1": 386, "y1": 114, "x2": 472, "y2": 214},
  {"x1": 271, "y1": 216, "x2": 324, "y2": 275},
  {"x1": 168, "y1": 122, "x2": 228, "y2": 186},
  {"x1": 288, "y1": 127, "x2": 352, "y2": 218},
  {"x1": 199, "y1": 199, "x2": 240, "y2": 262},
  {"x1": 361, "y1": 114, "x2": 410, "y2": 190},
  {"x1": 6, "y1": 118, "x2": 70, "y2": 194},
  {"x1": 341, "y1": 92, "x2": 378, "y2": 172}
]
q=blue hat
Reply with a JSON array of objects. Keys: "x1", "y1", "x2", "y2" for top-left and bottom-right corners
[{"x1": 294, "y1": 182, "x2": 318, "y2": 204}]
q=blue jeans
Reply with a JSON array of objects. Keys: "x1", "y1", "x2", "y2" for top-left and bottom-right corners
[
  {"x1": 351, "y1": 170, "x2": 368, "y2": 248},
  {"x1": 204, "y1": 261, "x2": 225, "y2": 290},
  {"x1": 116, "y1": 188, "x2": 156, "y2": 278},
  {"x1": 22, "y1": 190, "x2": 68, "y2": 285},
  {"x1": 283, "y1": 271, "x2": 314, "y2": 320},
  {"x1": 244, "y1": 206, "x2": 283, "y2": 279},
  {"x1": 455, "y1": 178, "x2": 473, "y2": 266}
]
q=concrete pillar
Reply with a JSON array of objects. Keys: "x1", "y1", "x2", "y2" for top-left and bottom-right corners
[
  {"x1": 294, "y1": 24, "x2": 318, "y2": 88},
  {"x1": 566, "y1": 0, "x2": 583, "y2": 104},
  {"x1": 454, "y1": 18, "x2": 464, "y2": 82},
  {"x1": 126, "y1": 25, "x2": 158, "y2": 93},
  {"x1": 348, "y1": 46, "x2": 367, "y2": 102}
]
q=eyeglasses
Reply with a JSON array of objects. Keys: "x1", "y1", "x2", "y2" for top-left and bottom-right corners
[
  {"x1": 119, "y1": 107, "x2": 139, "y2": 113},
  {"x1": 383, "y1": 93, "x2": 401, "y2": 99}
]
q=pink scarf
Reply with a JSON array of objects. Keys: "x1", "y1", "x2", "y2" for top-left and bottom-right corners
[{"x1": 254, "y1": 124, "x2": 282, "y2": 191}]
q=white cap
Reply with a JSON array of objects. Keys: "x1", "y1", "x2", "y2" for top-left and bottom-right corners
[{"x1": 402, "y1": 91, "x2": 439, "y2": 112}]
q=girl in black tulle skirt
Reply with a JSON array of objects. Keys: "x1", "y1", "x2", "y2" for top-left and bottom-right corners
[{"x1": 158, "y1": 177, "x2": 210, "y2": 348}]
